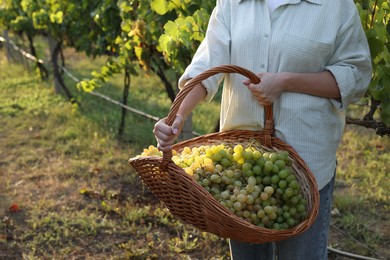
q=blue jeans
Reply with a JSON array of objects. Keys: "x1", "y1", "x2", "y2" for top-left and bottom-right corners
[{"x1": 229, "y1": 175, "x2": 335, "y2": 260}]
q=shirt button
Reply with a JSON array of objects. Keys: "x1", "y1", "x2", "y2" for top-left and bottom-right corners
[
  {"x1": 260, "y1": 64, "x2": 265, "y2": 69},
  {"x1": 264, "y1": 33, "x2": 269, "y2": 38}
]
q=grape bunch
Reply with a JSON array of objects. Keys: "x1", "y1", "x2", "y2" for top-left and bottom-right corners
[{"x1": 138, "y1": 143, "x2": 307, "y2": 230}]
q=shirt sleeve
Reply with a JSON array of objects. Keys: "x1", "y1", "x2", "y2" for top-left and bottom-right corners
[
  {"x1": 324, "y1": 7, "x2": 372, "y2": 110},
  {"x1": 178, "y1": 0, "x2": 231, "y2": 102}
]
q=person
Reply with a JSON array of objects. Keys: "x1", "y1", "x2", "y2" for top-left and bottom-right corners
[{"x1": 153, "y1": 0, "x2": 372, "y2": 259}]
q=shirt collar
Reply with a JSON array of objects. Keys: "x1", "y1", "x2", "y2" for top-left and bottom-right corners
[{"x1": 239, "y1": 0, "x2": 322, "y2": 5}]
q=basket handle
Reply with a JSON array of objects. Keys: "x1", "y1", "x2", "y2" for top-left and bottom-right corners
[{"x1": 162, "y1": 65, "x2": 274, "y2": 166}]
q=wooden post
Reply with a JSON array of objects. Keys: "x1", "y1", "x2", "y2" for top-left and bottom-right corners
[
  {"x1": 179, "y1": 113, "x2": 193, "y2": 141},
  {"x1": 4, "y1": 30, "x2": 15, "y2": 62},
  {"x1": 47, "y1": 35, "x2": 62, "y2": 93}
]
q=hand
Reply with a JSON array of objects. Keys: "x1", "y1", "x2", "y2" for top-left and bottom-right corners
[
  {"x1": 243, "y1": 72, "x2": 286, "y2": 106},
  {"x1": 153, "y1": 114, "x2": 184, "y2": 152}
]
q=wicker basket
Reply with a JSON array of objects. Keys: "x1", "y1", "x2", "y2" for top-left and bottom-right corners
[{"x1": 129, "y1": 65, "x2": 319, "y2": 244}]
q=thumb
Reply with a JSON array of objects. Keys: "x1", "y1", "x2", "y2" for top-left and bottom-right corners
[
  {"x1": 242, "y1": 78, "x2": 252, "y2": 86},
  {"x1": 172, "y1": 114, "x2": 184, "y2": 135}
]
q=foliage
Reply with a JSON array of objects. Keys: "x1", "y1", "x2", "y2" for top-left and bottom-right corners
[
  {"x1": 151, "y1": 0, "x2": 215, "y2": 73},
  {"x1": 355, "y1": 0, "x2": 390, "y2": 127}
]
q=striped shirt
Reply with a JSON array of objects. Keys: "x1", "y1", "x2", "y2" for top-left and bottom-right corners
[{"x1": 179, "y1": 0, "x2": 372, "y2": 189}]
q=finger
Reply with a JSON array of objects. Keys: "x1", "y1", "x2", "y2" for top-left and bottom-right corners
[
  {"x1": 154, "y1": 121, "x2": 173, "y2": 136},
  {"x1": 258, "y1": 97, "x2": 272, "y2": 106},
  {"x1": 247, "y1": 83, "x2": 260, "y2": 91},
  {"x1": 157, "y1": 142, "x2": 172, "y2": 152},
  {"x1": 252, "y1": 93, "x2": 271, "y2": 106},
  {"x1": 155, "y1": 134, "x2": 174, "y2": 151}
]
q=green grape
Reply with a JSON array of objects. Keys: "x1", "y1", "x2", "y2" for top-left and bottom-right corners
[
  {"x1": 201, "y1": 178, "x2": 211, "y2": 187},
  {"x1": 262, "y1": 152, "x2": 270, "y2": 160},
  {"x1": 269, "y1": 153, "x2": 279, "y2": 162},
  {"x1": 221, "y1": 175, "x2": 231, "y2": 185},
  {"x1": 233, "y1": 201, "x2": 243, "y2": 211},
  {"x1": 230, "y1": 194, "x2": 237, "y2": 202},
  {"x1": 234, "y1": 180, "x2": 243, "y2": 188},
  {"x1": 297, "y1": 203, "x2": 306, "y2": 213},
  {"x1": 268, "y1": 212, "x2": 277, "y2": 220},
  {"x1": 253, "y1": 165, "x2": 262, "y2": 175},
  {"x1": 255, "y1": 157, "x2": 266, "y2": 167},
  {"x1": 272, "y1": 223, "x2": 281, "y2": 230},
  {"x1": 253, "y1": 150, "x2": 262, "y2": 159},
  {"x1": 264, "y1": 161, "x2": 274, "y2": 171},
  {"x1": 290, "y1": 195, "x2": 299, "y2": 204},
  {"x1": 243, "y1": 210, "x2": 251, "y2": 218},
  {"x1": 264, "y1": 186, "x2": 274, "y2": 196},
  {"x1": 287, "y1": 218, "x2": 296, "y2": 227},
  {"x1": 274, "y1": 159, "x2": 286, "y2": 169},
  {"x1": 284, "y1": 188, "x2": 294, "y2": 198},
  {"x1": 278, "y1": 179, "x2": 288, "y2": 189},
  {"x1": 257, "y1": 209, "x2": 266, "y2": 218},
  {"x1": 278, "y1": 168, "x2": 290, "y2": 179},
  {"x1": 247, "y1": 194, "x2": 255, "y2": 204},
  {"x1": 263, "y1": 176, "x2": 271, "y2": 185},
  {"x1": 237, "y1": 193, "x2": 247, "y2": 203},
  {"x1": 260, "y1": 192, "x2": 269, "y2": 201},
  {"x1": 210, "y1": 173, "x2": 222, "y2": 183},
  {"x1": 242, "y1": 148, "x2": 253, "y2": 160},
  {"x1": 213, "y1": 153, "x2": 222, "y2": 162},
  {"x1": 247, "y1": 176, "x2": 257, "y2": 186},
  {"x1": 245, "y1": 170, "x2": 254, "y2": 177},
  {"x1": 289, "y1": 207, "x2": 297, "y2": 216},
  {"x1": 261, "y1": 216, "x2": 270, "y2": 225},
  {"x1": 256, "y1": 176, "x2": 263, "y2": 184},
  {"x1": 277, "y1": 151, "x2": 289, "y2": 161},
  {"x1": 221, "y1": 190, "x2": 230, "y2": 199},
  {"x1": 271, "y1": 174, "x2": 280, "y2": 184},
  {"x1": 272, "y1": 165, "x2": 280, "y2": 173},
  {"x1": 221, "y1": 157, "x2": 231, "y2": 167},
  {"x1": 289, "y1": 179, "x2": 299, "y2": 189},
  {"x1": 246, "y1": 184, "x2": 255, "y2": 193}
]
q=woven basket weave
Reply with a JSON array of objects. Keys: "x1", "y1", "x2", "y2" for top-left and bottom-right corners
[{"x1": 129, "y1": 65, "x2": 319, "y2": 244}]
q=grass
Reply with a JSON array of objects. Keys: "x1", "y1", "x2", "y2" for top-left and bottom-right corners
[{"x1": 0, "y1": 46, "x2": 389, "y2": 260}]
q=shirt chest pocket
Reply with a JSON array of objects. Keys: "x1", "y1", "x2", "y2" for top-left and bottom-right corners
[{"x1": 279, "y1": 34, "x2": 333, "y2": 73}]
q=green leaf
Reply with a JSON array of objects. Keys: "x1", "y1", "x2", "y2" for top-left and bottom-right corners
[
  {"x1": 158, "y1": 34, "x2": 173, "y2": 56},
  {"x1": 164, "y1": 20, "x2": 179, "y2": 38},
  {"x1": 101, "y1": 65, "x2": 110, "y2": 76},
  {"x1": 151, "y1": 0, "x2": 169, "y2": 15},
  {"x1": 367, "y1": 38, "x2": 384, "y2": 59},
  {"x1": 119, "y1": 2, "x2": 133, "y2": 12}
]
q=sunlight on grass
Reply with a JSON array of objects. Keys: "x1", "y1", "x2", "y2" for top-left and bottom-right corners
[{"x1": 336, "y1": 125, "x2": 389, "y2": 203}]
